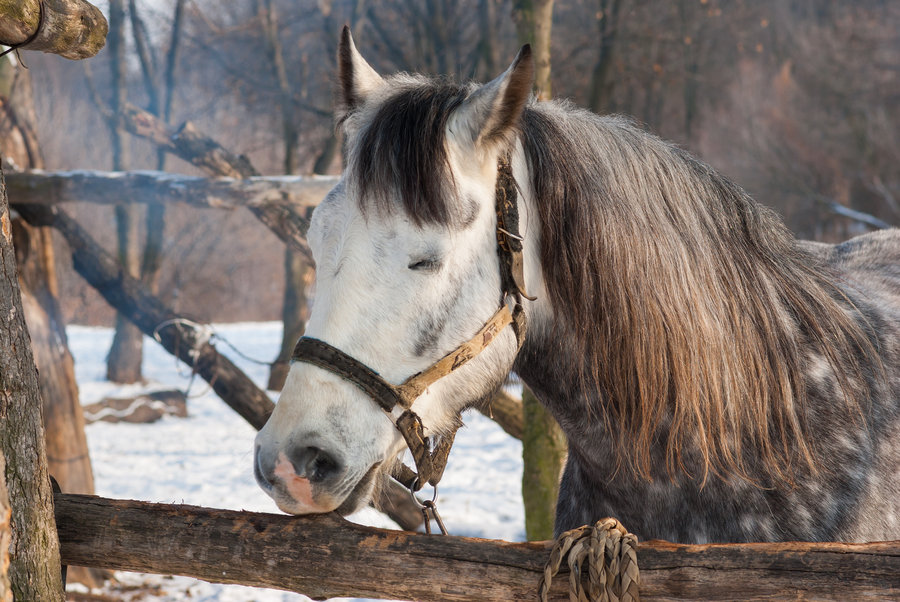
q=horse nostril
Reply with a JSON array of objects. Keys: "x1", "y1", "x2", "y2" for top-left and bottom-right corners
[
  {"x1": 254, "y1": 444, "x2": 275, "y2": 491},
  {"x1": 291, "y1": 445, "x2": 341, "y2": 483}
]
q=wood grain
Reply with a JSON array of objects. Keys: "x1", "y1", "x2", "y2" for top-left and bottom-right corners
[{"x1": 55, "y1": 493, "x2": 900, "y2": 601}]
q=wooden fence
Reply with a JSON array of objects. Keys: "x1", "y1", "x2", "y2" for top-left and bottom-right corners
[{"x1": 55, "y1": 493, "x2": 900, "y2": 601}]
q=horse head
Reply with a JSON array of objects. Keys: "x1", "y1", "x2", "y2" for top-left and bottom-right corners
[{"x1": 254, "y1": 28, "x2": 535, "y2": 515}]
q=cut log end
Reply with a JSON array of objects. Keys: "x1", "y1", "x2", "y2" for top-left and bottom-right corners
[{"x1": 0, "y1": 0, "x2": 108, "y2": 60}]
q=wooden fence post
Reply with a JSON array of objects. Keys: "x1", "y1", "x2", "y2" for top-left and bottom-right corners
[{"x1": 0, "y1": 165, "x2": 64, "y2": 601}]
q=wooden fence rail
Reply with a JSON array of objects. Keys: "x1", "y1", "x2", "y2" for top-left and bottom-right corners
[
  {"x1": 6, "y1": 169, "x2": 337, "y2": 212},
  {"x1": 55, "y1": 493, "x2": 900, "y2": 601}
]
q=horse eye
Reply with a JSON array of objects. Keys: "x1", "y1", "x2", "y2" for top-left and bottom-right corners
[{"x1": 408, "y1": 257, "x2": 441, "y2": 271}]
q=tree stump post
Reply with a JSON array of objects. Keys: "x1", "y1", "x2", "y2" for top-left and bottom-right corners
[{"x1": 0, "y1": 164, "x2": 64, "y2": 602}]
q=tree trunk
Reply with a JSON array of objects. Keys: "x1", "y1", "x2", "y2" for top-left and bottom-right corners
[
  {"x1": 0, "y1": 452, "x2": 11, "y2": 602},
  {"x1": 268, "y1": 246, "x2": 312, "y2": 391},
  {"x1": 257, "y1": 0, "x2": 315, "y2": 392},
  {"x1": 511, "y1": 0, "x2": 567, "y2": 541},
  {"x1": 0, "y1": 55, "x2": 102, "y2": 588},
  {"x1": 107, "y1": 205, "x2": 144, "y2": 383},
  {"x1": 0, "y1": 0, "x2": 107, "y2": 60},
  {"x1": 512, "y1": 0, "x2": 554, "y2": 99},
  {"x1": 106, "y1": 0, "x2": 143, "y2": 383},
  {"x1": 138, "y1": 0, "x2": 185, "y2": 297},
  {"x1": 0, "y1": 165, "x2": 64, "y2": 602},
  {"x1": 476, "y1": 0, "x2": 498, "y2": 79},
  {"x1": 587, "y1": 0, "x2": 623, "y2": 114},
  {"x1": 521, "y1": 387, "x2": 565, "y2": 540}
]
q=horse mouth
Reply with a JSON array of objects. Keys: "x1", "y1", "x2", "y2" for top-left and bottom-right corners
[{"x1": 335, "y1": 462, "x2": 382, "y2": 516}]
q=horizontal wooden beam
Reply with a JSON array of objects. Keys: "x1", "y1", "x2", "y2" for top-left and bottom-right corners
[
  {"x1": 7, "y1": 170, "x2": 336, "y2": 261},
  {"x1": 6, "y1": 169, "x2": 336, "y2": 213},
  {"x1": 55, "y1": 493, "x2": 900, "y2": 601},
  {"x1": 0, "y1": 0, "x2": 107, "y2": 60}
]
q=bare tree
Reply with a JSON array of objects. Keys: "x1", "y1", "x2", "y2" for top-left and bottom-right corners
[
  {"x1": 253, "y1": 0, "x2": 316, "y2": 390},
  {"x1": 105, "y1": 0, "x2": 145, "y2": 383},
  {"x1": 0, "y1": 4, "x2": 106, "y2": 596}
]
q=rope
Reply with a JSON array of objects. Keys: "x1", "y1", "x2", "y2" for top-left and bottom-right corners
[
  {"x1": 152, "y1": 318, "x2": 274, "y2": 398},
  {"x1": 539, "y1": 518, "x2": 640, "y2": 602}
]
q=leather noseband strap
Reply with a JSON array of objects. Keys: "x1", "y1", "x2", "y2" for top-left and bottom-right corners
[{"x1": 291, "y1": 152, "x2": 530, "y2": 492}]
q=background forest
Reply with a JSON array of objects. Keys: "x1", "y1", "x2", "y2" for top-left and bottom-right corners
[{"x1": 23, "y1": 0, "x2": 900, "y2": 327}]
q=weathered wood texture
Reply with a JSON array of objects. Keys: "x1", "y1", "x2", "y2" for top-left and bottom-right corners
[
  {"x1": 1, "y1": 70, "x2": 97, "y2": 501},
  {"x1": 15, "y1": 202, "x2": 276, "y2": 430},
  {"x1": 3, "y1": 62, "x2": 107, "y2": 588},
  {"x1": 121, "y1": 103, "x2": 258, "y2": 178},
  {"x1": 8, "y1": 169, "x2": 331, "y2": 263},
  {"x1": 0, "y1": 168, "x2": 64, "y2": 601},
  {"x1": 6, "y1": 169, "x2": 336, "y2": 213},
  {"x1": 0, "y1": 452, "x2": 11, "y2": 602},
  {"x1": 119, "y1": 103, "x2": 317, "y2": 260},
  {"x1": 0, "y1": 0, "x2": 107, "y2": 60},
  {"x1": 55, "y1": 493, "x2": 900, "y2": 601}
]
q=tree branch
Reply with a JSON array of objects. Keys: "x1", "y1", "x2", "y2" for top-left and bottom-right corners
[{"x1": 14, "y1": 202, "x2": 276, "y2": 430}]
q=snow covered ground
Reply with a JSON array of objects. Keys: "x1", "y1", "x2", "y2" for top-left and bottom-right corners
[{"x1": 66, "y1": 322, "x2": 525, "y2": 601}]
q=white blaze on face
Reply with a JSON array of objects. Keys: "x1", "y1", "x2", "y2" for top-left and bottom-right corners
[{"x1": 253, "y1": 28, "x2": 536, "y2": 516}]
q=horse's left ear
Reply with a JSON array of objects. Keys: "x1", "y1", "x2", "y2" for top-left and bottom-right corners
[{"x1": 449, "y1": 45, "x2": 534, "y2": 151}]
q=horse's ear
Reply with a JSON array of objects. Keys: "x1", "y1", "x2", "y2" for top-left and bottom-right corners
[
  {"x1": 336, "y1": 25, "x2": 384, "y2": 121},
  {"x1": 449, "y1": 45, "x2": 534, "y2": 151}
]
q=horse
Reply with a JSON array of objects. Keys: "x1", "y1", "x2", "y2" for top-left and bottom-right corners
[{"x1": 254, "y1": 27, "x2": 900, "y2": 544}]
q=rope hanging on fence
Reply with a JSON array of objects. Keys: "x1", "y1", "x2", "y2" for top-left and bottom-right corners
[
  {"x1": 539, "y1": 518, "x2": 640, "y2": 602},
  {"x1": 152, "y1": 318, "x2": 275, "y2": 399}
]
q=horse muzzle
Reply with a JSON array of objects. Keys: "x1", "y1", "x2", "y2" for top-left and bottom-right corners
[{"x1": 254, "y1": 437, "x2": 369, "y2": 514}]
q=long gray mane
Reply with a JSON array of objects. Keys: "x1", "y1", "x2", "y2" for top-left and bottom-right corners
[{"x1": 345, "y1": 75, "x2": 880, "y2": 486}]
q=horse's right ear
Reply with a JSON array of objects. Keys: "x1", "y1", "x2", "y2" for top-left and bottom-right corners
[{"x1": 336, "y1": 26, "x2": 384, "y2": 121}]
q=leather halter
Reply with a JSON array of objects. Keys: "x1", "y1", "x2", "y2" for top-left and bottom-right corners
[{"x1": 291, "y1": 154, "x2": 530, "y2": 492}]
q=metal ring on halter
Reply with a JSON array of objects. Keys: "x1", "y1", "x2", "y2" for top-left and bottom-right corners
[
  {"x1": 408, "y1": 479, "x2": 438, "y2": 508},
  {"x1": 408, "y1": 481, "x2": 447, "y2": 535}
]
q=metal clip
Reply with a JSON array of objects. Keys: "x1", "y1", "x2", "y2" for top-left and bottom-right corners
[
  {"x1": 409, "y1": 482, "x2": 448, "y2": 535},
  {"x1": 421, "y1": 499, "x2": 448, "y2": 535}
]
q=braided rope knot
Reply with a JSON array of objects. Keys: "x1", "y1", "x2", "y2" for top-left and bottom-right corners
[{"x1": 539, "y1": 518, "x2": 640, "y2": 602}]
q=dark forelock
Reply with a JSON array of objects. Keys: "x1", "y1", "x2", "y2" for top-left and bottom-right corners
[{"x1": 351, "y1": 80, "x2": 470, "y2": 227}]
